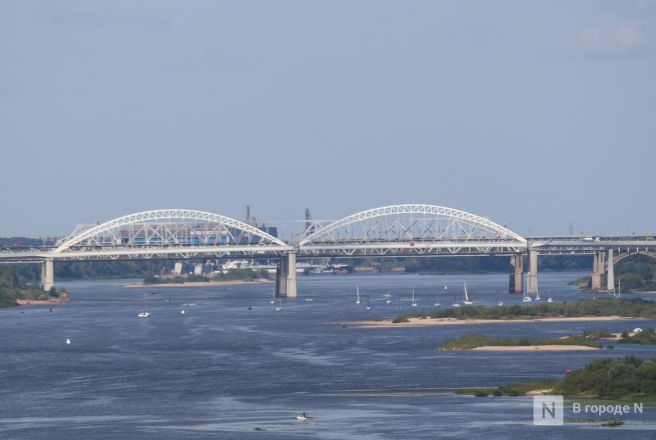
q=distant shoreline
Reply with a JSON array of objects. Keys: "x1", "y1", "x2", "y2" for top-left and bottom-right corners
[
  {"x1": 467, "y1": 345, "x2": 599, "y2": 352},
  {"x1": 348, "y1": 315, "x2": 644, "y2": 328},
  {"x1": 124, "y1": 278, "x2": 272, "y2": 288},
  {"x1": 17, "y1": 292, "x2": 70, "y2": 306}
]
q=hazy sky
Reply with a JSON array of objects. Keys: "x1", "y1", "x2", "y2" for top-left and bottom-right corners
[{"x1": 1, "y1": 0, "x2": 654, "y2": 237}]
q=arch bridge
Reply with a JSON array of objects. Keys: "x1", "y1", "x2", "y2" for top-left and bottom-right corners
[{"x1": 1, "y1": 205, "x2": 655, "y2": 297}]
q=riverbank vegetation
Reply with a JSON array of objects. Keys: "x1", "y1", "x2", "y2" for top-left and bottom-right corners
[
  {"x1": 0, "y1": 267, "x2": 65, "y2": 308},
  {"x1": 618, "y1": 328, "x2": 656, "y2": 345},
  {"x1": 392, "y1": 298, "x2": 656, "y2": 323},
  {"x1": 459, "y1": 356, "x2": 656, "y2": 401},
  {"x1": 143, "y1": 268, "x2": 268, "y2": 285},
  {"x1": 440, "y1": 330, "x2": 611, "y2": 350}
]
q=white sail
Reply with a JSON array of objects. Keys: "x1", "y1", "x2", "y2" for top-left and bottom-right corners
[
  {"x1": 356, "y1": 285, "x2": 361, "y2": 304},
  {"x1": 463, "y1": 282, "x2": 473, "y2": 304}
]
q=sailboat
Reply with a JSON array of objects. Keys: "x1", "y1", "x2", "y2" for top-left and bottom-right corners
[
  {"x1": 411, "y1": 290, "x2": 417, "y2": 307},
  {"x1": 463, "y1": 282, "x2": 473, "y2": 305},
  {"x1": 497, "y1": 291, "x2": 503, "y2": 306},
  {"x1": 365, "y1": 296, "x2": 372, "y2": 311},
  {"x1": 355, "y1": 285, "x2": 361, "y2": 305},
  {"x1": 615, "y1": 279, "x2": 622, "y2": 299},
  {"x1": 434, "y1": 290, "x2": 441, "y2": 307},
  {"x1": 275, "y1": 297, "x2": 283, "y2": 312},
  {"x1": 270, "y1": 284, "x2": 276, "y2": 304},
  {"x1": 547, "y1": 290, "x2": 554, "y2": 303},
  {"x1": 385, "y1": 290, "x2": 392, "y2": 304}
]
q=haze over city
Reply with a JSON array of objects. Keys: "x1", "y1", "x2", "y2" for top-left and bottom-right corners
[{"x1": 1, "y1": 0, "x2": 654, "y2": 236}]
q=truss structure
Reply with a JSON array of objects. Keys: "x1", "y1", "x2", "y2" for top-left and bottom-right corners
[{"x1": 297, "y1": 204, "x2": 527, "y2": 256}]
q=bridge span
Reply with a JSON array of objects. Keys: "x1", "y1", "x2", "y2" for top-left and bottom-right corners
[{"x1": 1, "y1": 205, "x2": 655, "y2": 297}]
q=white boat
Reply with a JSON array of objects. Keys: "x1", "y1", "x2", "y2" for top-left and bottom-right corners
[
  {"x1": 355, "y1": 285, "x2": 361, "y2": 305},
  {"x1": 384, "y1": 291, "x2": 392, "y2": 304},
  {"x1": 304, "y1": 298, "x2": 314, "y2": 302},
  {"x1": 463, "y1": 282, "x2": 473, "y2": 305},
  {"x1": 180, "y1": 309, "x2": 186, "y2": 315},
  {"x1": 522, "y1": 275, "x2": 532, "y2": 302},
  {"x1": 270, "y1": 284, "x2": 276, "y2": 304},
  {"x1": 434, "y1": 291, "x2": 440, "y2": 307},
  {"x1": 365, "y1": 296, "x2": 372, "y2": 311},
  {"x1": 296, "y1": 412, "x2": 312, "y2": 421},
  {"x1": 138, "y1": 312, "x2": 151, "y2": 318},
  {"x1": 497, "y1": 301, "x2": 504, "y2": 306},
  {"x1": 275, "y1": 297, "x2": 282, "y2": 312},
  {"x1": 547, "y1": 297, "x2": 554, "y2": 303},
  {"x1": 535, "y1": 291, "x2": 541, "y2": 301},
  {"x1": 411, "y1": 290, "x2": 417, "y2": 307},
  {"x1": 452, "y1": 303, "x2": 461, "y2": 308},
  {"x1": 65, "y1": 338, "x2": 71, "y2": 345}
]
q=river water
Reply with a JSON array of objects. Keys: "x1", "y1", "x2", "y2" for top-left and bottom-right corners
[{"x1": 1, "y1": 272, "x2": 655, "y2": 439}]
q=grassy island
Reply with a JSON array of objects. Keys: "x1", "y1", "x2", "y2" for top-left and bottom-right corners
[
  {"x1": 143, "y1": 268, "x2": 269, "y2": 285},
  {"x1": 440, "y1": 330, "x2": 611, "y2": 350},
  {"x1": 458, "y1": 356, "x2": 656, "y2": 402},
  {"x1": 392, "y1": 298, "x2": 656, "y2": 323},
  {"x1": 618, "y1": 328, "x2": 656, "y2": 345}
]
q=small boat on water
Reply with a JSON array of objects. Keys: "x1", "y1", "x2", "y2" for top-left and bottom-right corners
[
  {"x1": 296, "y1": 412, "x2": 312, "y2": 421},
  {"x1": 355, "y1": 285, "x2": 361, "y2": 305},
  {"x1": 138, "y1": 312, "x2": 151, "y2": 318},
  {"x1": 270, "y1": 285, "x2": 276, "y2": 304},
  {"x1": 275, "y1": 297, "x2": 283, "y2": 312},
  {"x1": 384, "y1": 291, "x2": 392, "y2": 304},
  {"x1": 547, "y1": 297, "x2": 554, "y2": 303},
  {"x1": 180, "y1": 309, "x2": 186, "y2": 315},
  {"x1": 304, "y1": 298, "x2": 314, "y2": 302},
  {"x1": 65, "y1": 338, "x2": 71, "y2": 345},
  {"x1": 463, "y1": 282, "x2": 473, "y2": 305},
  {"x1": 411, "y1": 290, "x2": 417, "y2": 307},
  {"x1": 434, "y1": 290, "x2": 441, "y2": 307},
  {"x1": 365, "y1": 296, "x2": 372, "y2": 311}
]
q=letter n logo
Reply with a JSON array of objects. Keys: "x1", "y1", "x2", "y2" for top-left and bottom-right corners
[{"x1": 533, "y1": 395, "x2": 563, "y2": 425}]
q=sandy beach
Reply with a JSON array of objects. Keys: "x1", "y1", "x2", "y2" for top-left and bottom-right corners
[
  {"x1": 124, "y1": 279, "x2": 272, "y2": 288},
  {"x1": 17, "y1": 292, "x2": 70, "y2": 306},
  {"x1": 348, "y1": 315, "x2": 644, "y2": 328},
  {"x1": 469, "y1": 345, "x2": 599, "y2": 351}
]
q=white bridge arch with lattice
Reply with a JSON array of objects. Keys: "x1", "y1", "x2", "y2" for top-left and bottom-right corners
[
  {"x1": 52, "y1": 209, "x2": 291, "y2": 260},
  {"x1": 298, "y1": 204, "x2": 527, "y2": 256}
]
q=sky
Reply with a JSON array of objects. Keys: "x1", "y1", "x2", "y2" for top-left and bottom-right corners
[{"x1": 1, "y1": 0, "x2": 654, "y2": 238}]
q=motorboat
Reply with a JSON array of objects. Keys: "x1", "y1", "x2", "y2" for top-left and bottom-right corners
[{"x1": 138, "y1": 312, "x2": 151, "y2": 318}]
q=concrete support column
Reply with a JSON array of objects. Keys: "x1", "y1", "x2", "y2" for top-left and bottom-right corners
[
  {"x1": 42, "y1": 259, "x2": 54, "y2": 291},
  {"x1": 606, "y1": 249, "x2": 615, "y2": 291},
  {"x1": 276, "y1": 258, "x2": 288, "y2": 297},
  {"x1": 509, "y1": 253, "x2": 523, "y2": 293},
  {"x1": 527, "y1": 250, "x2": 539, "y2": 295},
  {"x1": 591, "y1": 251, "x2": 605, "y2": 291},
  {"x1": 286, "y1": 251, "x2": 297, "y2": 299}
]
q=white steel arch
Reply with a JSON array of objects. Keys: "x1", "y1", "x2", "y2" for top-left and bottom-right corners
[
  {"x1": 298, "y1": 204, "x2": 525, "y2": 255},
  {"x1": 55, "y1": 209, "x2": 287, "y2": 253}
]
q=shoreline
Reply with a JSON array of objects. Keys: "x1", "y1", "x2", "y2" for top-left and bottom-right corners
[
  {"x1": 17, "y1": 292, "x2": 70, "y2": 306},
  {"x1": 467, "y1": 344, "x2": 599, "y2": 352},
  {"x1": 348, "y1": 315, "x2": 644, "y2": 328},
  {"x1": 124, "y1": 278, "x2": 272, "y2": 288}
]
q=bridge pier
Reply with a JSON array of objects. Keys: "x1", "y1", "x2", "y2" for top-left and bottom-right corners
[
  {"x1": 509, "y1": 253, "x2": 523, "y2": 293},
  {"x1": 275, "y1": 251, "x2": 297, "y2": 298},
  {"x1": 607, "y1": 249, "x2": 615, "y2": 291},
  {"x1": 276, "y1": 258, "x2": 288, "y2": 297},
  {"x1": 527, "y1": 250, "x2": 539, "y2": 295},
  {"x1": 41, "y1": 259, "x2": 54, "y2": 291},
  {"x1": 286, "y1": 251, "x2": 297, "y2": 299},
  {"x1": 591, "y1": 250, "x2": 605, "y2": 291}
]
